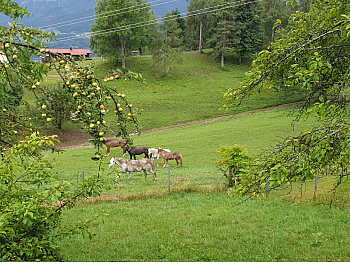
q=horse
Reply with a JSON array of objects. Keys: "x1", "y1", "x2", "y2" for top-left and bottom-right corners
[
  {"x1": 148, "y1": 147, "x2": 171, "y2": 167},
  {"x1": 103, "y1": 139, "x2": 127, "y2": 156},
  {"x1": 109, "y1": 157, "x2": 157, "y2": 182},
  {"x1": 158, "y1": 147, "x2": 183, "y2": 168},
  {"x1": 123, "y1": 146, "x2": 150, "y2": 160}
]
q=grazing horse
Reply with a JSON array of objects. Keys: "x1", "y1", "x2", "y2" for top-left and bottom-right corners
[
  {"x1": 103, "y1": 139, "x2": 127, "y2": 156},
  {"x1": 109, "y1": 157, "x2": 157, "y2": 182},
  {"x1": 148, "y1": 147, "x2": 171, "y2": 167},
  {"x1": 158, "y1": 147, "x2": 183, "y2": 168},
  {"x1": 123, "y1": 146, "x2": 150, "y2": 160}
]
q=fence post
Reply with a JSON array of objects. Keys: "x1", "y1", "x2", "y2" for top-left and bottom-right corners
[
  {"x1": 168, "y1": 165, "x2": 171, "y2": 192},
  {"x1": 266, "y1": 175, "x2": 270, "y2": 197},
  {"x1": 82, "y1": 170, "x2": 85, "y2": 185},
  {"x1": 313, "y1": 175, "x2": 319, "y2": 201}
]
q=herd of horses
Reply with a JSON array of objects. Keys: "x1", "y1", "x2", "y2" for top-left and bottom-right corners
[{"x1": 105, "y1": 139, "x2": 183, "y2": 182}]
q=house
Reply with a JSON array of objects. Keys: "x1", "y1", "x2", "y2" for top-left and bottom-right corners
[{"x1": 41, "y1": 48, "x2": 92, "y2": 63}]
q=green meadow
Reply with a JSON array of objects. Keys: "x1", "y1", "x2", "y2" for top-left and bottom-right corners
[{"x1": 46, "y1": 53, "x2": 350, "y2": 261}]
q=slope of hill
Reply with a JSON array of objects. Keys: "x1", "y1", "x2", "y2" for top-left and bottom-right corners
[{"x1": 0, "y1": 0, "x2": 189, "y2": 49}]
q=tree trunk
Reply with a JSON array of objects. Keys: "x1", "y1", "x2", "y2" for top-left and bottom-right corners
[
  {"x1": 163, "y1": 51, "x2": 167, "y2": 75},
  {"x1": 199, "y1": 21, "x2": 203, "y2": 54},
  {"x1": 121, "y1": 40, "x2": 126, "y2": 69},
  {"x1": 221, "y1": 52, "x2": 224, "y2": 68}
]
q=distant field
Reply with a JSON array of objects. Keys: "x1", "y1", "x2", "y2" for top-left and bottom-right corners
[{"x1": 38, "y1": 52, "x2": 303, "y2": 132}]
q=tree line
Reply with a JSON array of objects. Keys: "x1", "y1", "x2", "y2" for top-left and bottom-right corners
[{"x1": 90, "y1": 0, "x2": 310, "y2": 71}]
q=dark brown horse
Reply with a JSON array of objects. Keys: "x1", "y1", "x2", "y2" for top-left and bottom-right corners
[
  {"x1": 158, "y1": 147, "x2": 183, "y2": 168},
  {"x1": 103, "y1": 139, "x2": 127, "y2": 156},
  {"x1": 123, "y1": 146, "x2": 150, "y2": 160}
]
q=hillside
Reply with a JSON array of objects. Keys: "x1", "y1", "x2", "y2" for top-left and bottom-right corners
[{"x1": 0, "y1": 0, "x2": 189, "y2": 49}]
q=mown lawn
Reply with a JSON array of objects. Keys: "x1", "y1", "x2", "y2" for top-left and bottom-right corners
[{"x1": 57, "y1": 192, "x2": 350, "y2": 261}]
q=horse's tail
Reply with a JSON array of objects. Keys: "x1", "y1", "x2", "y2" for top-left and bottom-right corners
[{"x1": 179, "y1": 153, "x2": 183, "y2": 166}]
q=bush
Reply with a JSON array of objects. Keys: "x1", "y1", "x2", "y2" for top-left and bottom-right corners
[
  {"x1": 0, "y1": 132, "x2": 102, "y2": 261},
  {"x1": 215, "y1": 145, "x2": 254, "y2": 187}
]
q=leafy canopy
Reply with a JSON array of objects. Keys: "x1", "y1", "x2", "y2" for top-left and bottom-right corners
[
  {"x1": 222, "y1": 0, "x2": 350, "y2": 198},
  {"x1": 0, "y1": 1, "x2": 142, "y2": 260}
]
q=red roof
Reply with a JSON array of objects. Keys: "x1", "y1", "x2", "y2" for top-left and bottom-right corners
[{"x1": 48, "y1": 49, "x2": 92, "y2": 56}]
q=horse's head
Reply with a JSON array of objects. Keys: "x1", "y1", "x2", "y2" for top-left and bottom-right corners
[
  {"x1": 109, "y1": 157, "x2": 116, "y2": 168},
  {"x1": 122, "y1": 146, "x2": 129, "y2": 157}
]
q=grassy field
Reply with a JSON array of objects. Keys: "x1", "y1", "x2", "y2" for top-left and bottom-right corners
[
  {"x1": 42, "y1": 53, "x2": 350, "y2": 261},
  {"x1": 39, "y1": 51, "x2": 303, "y2": 132},
  {"x1": 53, "y1": 106, "x2": 350, "y2": 261},
  {"x1": 51, "y1": 106, "x2": 316, "y2": 193},
  {"x1": 57, "y1": 193, "x2": 350, "y2": 261}
]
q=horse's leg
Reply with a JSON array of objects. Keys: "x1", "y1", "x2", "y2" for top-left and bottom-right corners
[
  {"x1": 156, "y1": 155, "x2": 159, "y2": 167},
  {"x1": 175, "y1": 159, "x2": 179, "y2": 168},
  {"x1": 163, "y1": 159, "x2": 168, "y2": 168},
  {"x1": 143, "y1": 170, "x2": 147, "y2": 182},
  {"x1": 106, "y1": 146, "x2": 110, "y2": 156},
  {"x1": 127, "y1": 172, "x2": 133, "y2": 182},
  {"x1": 115, "y1": 173, "x2": 122, "y2": 183},
  {"x1": 152, "y1": 170, "x2": 157, "y2": 181}
]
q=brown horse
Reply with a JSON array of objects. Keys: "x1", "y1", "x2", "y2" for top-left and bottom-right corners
[
  {"x1": 103, "y1": 139, "x2": 127, "y2": 156},
  {"x1": 158, "y1": 147, "x2": 183, "y2": 168}
]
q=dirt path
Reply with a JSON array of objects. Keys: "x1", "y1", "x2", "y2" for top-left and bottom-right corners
[{"x1": 54, "y1": 103, "x2": 299, "y2": 150}]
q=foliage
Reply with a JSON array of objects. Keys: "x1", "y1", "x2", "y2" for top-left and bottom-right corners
[
  {"x1": 35, "y1": 82, "x2": 75, "y2": 131},
  {"x1": 184, "y1": 0, "x2": 207, "y2": 52},
  {"x1": 90, "y1": 0, "x2": 155, "y2": 69},
  {"x1": 260, "y1": 0, "x2": 296, "y2": 48},
  {"x1": 222, "y1": 0, "x2": 350, "y2": 198},
  {"x1": 0, "y1": 1, "x2": 143, "y2": 260},
  {"x1": 152, "y1": 10, "x2": 184, "y2": 76},
  {"x1": 206, "y1": 0, "x2": 262, "y2": 67},
  {"x1": 0, "y1": 133, "x2": 106, "y2": 261},
  {"x1": 215, "y1": 145, "x2": 254, "y2": 187}
]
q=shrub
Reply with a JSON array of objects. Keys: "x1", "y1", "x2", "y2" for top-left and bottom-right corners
[{"x1": 215, "y1": 145, "x2": 254, "y2": 187}]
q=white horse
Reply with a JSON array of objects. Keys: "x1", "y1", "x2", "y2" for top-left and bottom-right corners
[
  {"x1": 109, "y1": 157, "x2": 157, "y2": 182},
  {"x1": 148, "y1": 147, "x2": 171, "y2": 167}
]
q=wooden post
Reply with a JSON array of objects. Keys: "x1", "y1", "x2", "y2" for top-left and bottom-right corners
[
  {"x1": 313, "y1": 175, "x2": 319, "y2": 201},
  {"x1": 168, "y1": 165, "x2": 171, "y2": 192}
]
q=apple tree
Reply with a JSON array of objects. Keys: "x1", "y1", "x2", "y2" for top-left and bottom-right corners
[
  {"x1": 1, "y1": 0, "x2": 142, "y2": 260},
  {"x1": 222, "y1": 0, "x2": 350, "y2": 199}
]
